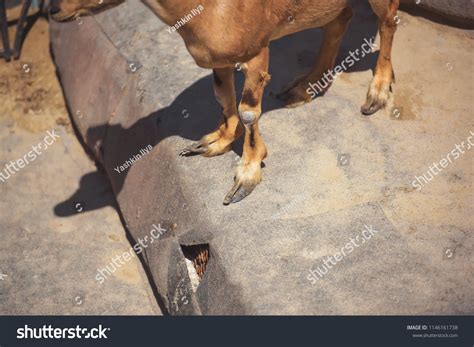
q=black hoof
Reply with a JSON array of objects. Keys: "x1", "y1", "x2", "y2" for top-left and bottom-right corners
[
  {"x1": 361, "y1": 101, "x2": 382, "y2": 116},
  {"x1": 223, "y1": 181, "x2": 256, "y2": 205}
]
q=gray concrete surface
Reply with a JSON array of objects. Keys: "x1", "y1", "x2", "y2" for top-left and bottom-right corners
[
  {"x1": 50, "y1": 1, "x2": 473, "y2": 314},
  {"x1": 400, "y1": 0, "x2": 474, "y2": 26},
  {"x1": 0, "y1": 115, "x2": 161, "y2": 315}
]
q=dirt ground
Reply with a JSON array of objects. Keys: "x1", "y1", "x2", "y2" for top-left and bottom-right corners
[{"x1": 0, "y1": 8, "x2": 69, "y2": 133}]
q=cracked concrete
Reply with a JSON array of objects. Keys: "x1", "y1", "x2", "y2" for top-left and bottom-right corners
[{"x1": 49, "y1": 1, "x2": 473, "y2": 314}]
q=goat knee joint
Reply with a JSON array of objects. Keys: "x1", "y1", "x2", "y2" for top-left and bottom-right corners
[{"x1": 239, "y1": 110, "x2": 257, "y2": 125}]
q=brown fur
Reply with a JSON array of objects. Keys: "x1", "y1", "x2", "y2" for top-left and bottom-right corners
[{"x1": 52, "y1": 0, "x2": 399, "y2": 204}]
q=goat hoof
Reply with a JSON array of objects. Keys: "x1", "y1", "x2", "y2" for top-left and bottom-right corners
[
  {"x1": 361, "y1": 101, "x2": 382, "y2": 116},
  {"x1": 179, "y1": 141, "x2": 208, "y2": 156},
  {"x1": 223, "y1": 181, "x2": 256, "y2": 205},
  {"x1": 274, "y1": 84, "x2": 312, "y2": 108}
]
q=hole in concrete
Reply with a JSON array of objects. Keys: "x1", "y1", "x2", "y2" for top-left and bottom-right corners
[{"x1": 180, "y1": 244, "x2": 209, "y2": 292}]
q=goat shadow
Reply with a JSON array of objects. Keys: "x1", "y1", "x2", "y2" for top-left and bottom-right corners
[{"x1": 54, "y1": 1, "x2": 380, "y2": 217}]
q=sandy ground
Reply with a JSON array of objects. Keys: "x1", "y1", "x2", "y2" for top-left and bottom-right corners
[
  {"x1": 0, "y1": 8, "x2": 69, "y2": 132},
  {"x1": 0, "y1": 10, "x2": 161, "y2": 314}
]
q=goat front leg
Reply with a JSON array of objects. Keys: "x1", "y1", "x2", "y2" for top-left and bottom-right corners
[
  {"x1": 224, "y1": 48, "x2": 270, "y2": 205},
  {"x1": 180, "y1": 67, "x2": 243, "y2": 157}
]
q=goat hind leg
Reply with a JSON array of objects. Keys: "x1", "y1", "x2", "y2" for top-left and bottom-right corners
[
  {"x1": 276, "y1": 6, "x2": 353, "y2": 108},
  {"x1": 361, "y1": 0, "x2": 399, "y2": 115}
]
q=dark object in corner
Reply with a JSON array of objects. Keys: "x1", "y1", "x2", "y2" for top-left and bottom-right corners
[{"x1": 0, "y1": 0, "x2": 34, "y2": 61}]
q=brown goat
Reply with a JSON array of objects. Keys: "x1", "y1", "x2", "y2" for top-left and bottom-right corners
[{"x1": 51, "y1": 0, "x2": 399, "y2": 204}]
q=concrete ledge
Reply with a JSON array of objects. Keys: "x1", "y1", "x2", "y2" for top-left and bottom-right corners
[
  {"x1": 400, "y1": 0, "x2": 474, "y2": 26},
  {"x1": 50, "y1": 1, "x2": 474, "y2": 314}
]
